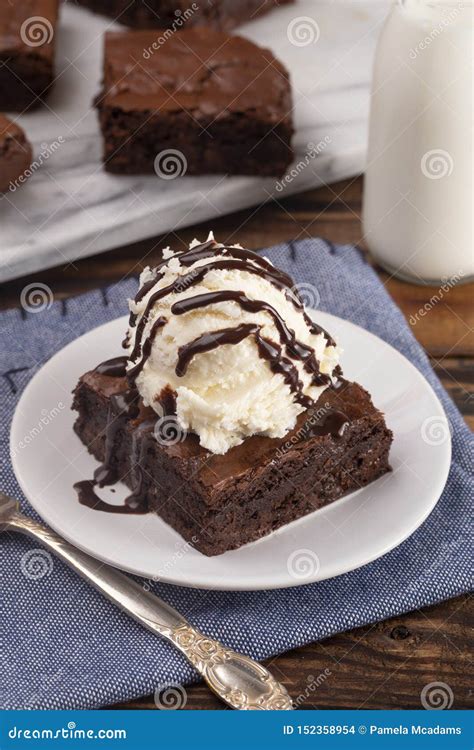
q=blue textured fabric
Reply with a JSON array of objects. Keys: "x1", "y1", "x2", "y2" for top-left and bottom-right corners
[{"x1": 0, "y1": 239, "x2": 472, "y2": 710}]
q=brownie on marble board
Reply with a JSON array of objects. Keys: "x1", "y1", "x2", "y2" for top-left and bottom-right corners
[
  {"x1": 0, "y1": 0, "x2": 59, "y2": 111},
  {"x1": 0, "y1": 115, "x2": 32, "y2": 192},
  {"x1": 95, "y1": 28, "x2": 294, "y2": 176},
  {"x1": 72, "y1": 370, "x2": 393, "y2": 557},
  {"x1": 75, "y1": 0, "x2": 293, "y2": 30}
]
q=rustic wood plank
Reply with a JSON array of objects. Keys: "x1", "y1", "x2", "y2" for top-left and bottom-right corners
[
  {"x1": 109, "y1": 594, "x2": 472, "y2": 711},
  {"x1": 382, "y1": 276, "x2": 474, "y2": 359},
  {"x1": 431, "y1": 357, "x2": 474, "y2": 429}
]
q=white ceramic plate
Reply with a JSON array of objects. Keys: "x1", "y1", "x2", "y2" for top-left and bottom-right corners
[{"x1": 11, "y1": 312, "x2": 451, "y2": 590}]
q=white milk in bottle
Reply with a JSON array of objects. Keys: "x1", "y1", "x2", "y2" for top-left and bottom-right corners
[{"x1": 363, "y1": 0, "x2": 473, "y2": 284}]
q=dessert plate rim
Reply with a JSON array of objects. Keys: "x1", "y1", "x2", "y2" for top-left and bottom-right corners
[{"x1": 11, "y1": 311, "x2": 451, "y2": 590}]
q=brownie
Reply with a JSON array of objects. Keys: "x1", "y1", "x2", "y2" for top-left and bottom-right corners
[
  {"x1": 95, "y1": 28, "x2": 294, "y2": 176},
  {"x1": 72, "y1": 369, "x2": 393, "y2": 557},
  {"x1": 0, "y1": 115, "x2": 33, "y2": 192},
  {"x1": 76, "y1": 0, "x2": 293, "y2": 30},
  {"x1": 0, "y1": 0, "x2": 59, "y2": 111}
]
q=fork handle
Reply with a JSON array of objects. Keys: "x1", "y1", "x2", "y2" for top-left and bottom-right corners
[{"x1": 7, "y1": 510, "x2": 293, "y2": 710}]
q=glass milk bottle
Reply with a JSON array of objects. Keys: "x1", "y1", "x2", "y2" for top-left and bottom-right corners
[{"x1": 363, "y1": 0, "x2": 473, "y2": 284}]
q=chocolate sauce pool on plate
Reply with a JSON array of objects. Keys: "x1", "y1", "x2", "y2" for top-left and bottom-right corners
[{"x1": 74, "y1": 480, "x2": 148, "y2": 514}]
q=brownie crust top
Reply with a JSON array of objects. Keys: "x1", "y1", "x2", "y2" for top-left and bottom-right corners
[
  {"x1": 100, "y1": 28, "x2": 292, "y2": 121},
  {"x1": 0, "y1": 0, "x2": 58, "y2": 59}
]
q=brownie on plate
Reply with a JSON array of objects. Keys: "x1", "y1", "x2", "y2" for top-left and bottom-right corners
[
  {"x1": 73, "y1": 369, "x2": 392, "y2": 556},
  {"x1": 76, "y1": 0, "x2": 293, "y2": 30},
  {"x1": 0, "y1": 0, "x2": 59, "y2": 111},
  {"x1": 0, "y1": 115, "x2": 33, "y2": 192},
  {"x1": 95, "y1": 28, "x2": 294, "y2": 176}
]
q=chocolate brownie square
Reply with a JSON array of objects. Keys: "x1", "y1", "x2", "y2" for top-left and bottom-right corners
[
  {"x1": 95, "y1": 28, "x2": 294, "y2": 176},
  {"x1": 0, "y1": 0, "x2": 59, "y2": 111},
  {"x1": 76, "y1": 0, "x2": 293, "y2": 31},
  {"x1": 0, "y1": 115, "x2": 32, "y2": 192},
  {"x1": 73, "y1": 371, "x2": 392, "y2": 556}
]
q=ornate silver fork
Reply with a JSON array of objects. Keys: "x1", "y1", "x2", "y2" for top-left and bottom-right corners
[{"x1": 0, "y1": 492, "x2": 292, "y2": 710}]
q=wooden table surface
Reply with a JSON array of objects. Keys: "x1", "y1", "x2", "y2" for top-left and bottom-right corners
[{"x1": 3, "y1": 176, "x2": 472, "y2": 710}]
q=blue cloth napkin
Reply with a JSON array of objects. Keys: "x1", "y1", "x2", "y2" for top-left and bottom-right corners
[{"x1": 1, "y1": 239, "x2": 472, "y2": 710}]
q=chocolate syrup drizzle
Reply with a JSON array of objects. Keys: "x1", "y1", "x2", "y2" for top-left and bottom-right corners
[
  {"x1": 74, "y1": 241, "x2": 345, "y2": 514},
  {"x1": 176, "y1": 323, "x2": 311, "y2": 408},
  {"x1": 255, "y1": 333, "x2": 312, "y2": 408},
  {"x1": 306, "y1": 409, "x2": 348, "y2": 439},
  {"x1": 133, "y1": 239, "x2": 293, "y2": 303},
  {"x1": 129, "y1": 240, "x2": 335, "y2": 339},
  {"x1": 74, "y1": 356, "x2": 149, "y2": 514},
  {"x1": 126, "y1": 239, "x2": 338, "y2": 403},
  {"x1": 127, "y1": 316, "x2": 167, "y2": 383},
  {"x1": 176, "y1": 323, "x2": 258, "y2": 377},
  {"x1": 172, "y1": 291, "x2": 330, "y2": 386},
  {"x1": 95, "y1": 356, "x2": 128, "y2": 377}
]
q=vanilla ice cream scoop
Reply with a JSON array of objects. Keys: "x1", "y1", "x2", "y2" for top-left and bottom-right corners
[{"x1": 125, "y1": 234, "x2": 341, "y2": 454}]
